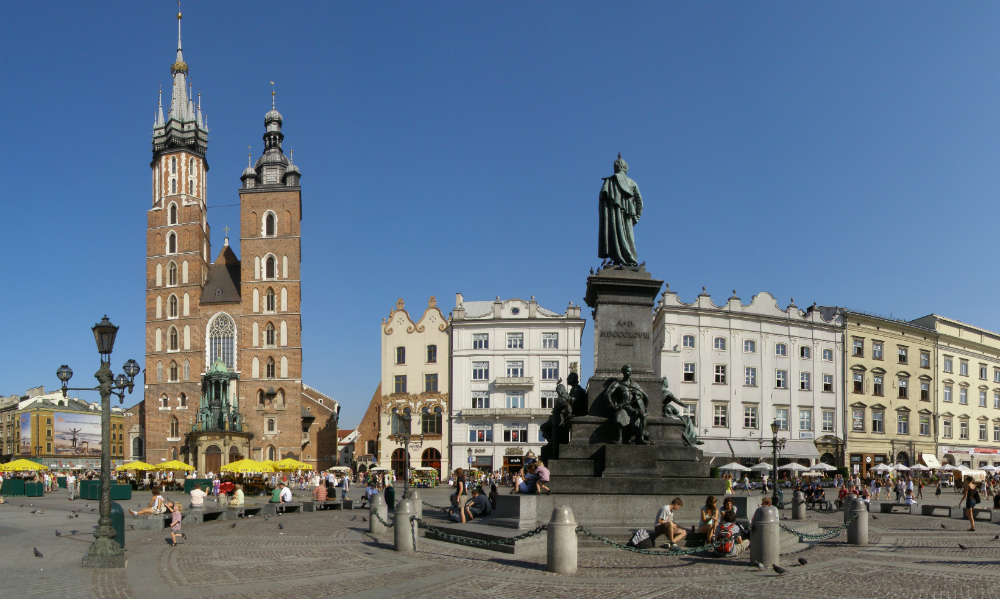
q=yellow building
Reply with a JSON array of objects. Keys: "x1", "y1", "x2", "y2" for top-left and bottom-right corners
[
  {"x1": 844, "y1": 312, "x2": 937, "y2": 477},
  {"x1": 911, "y1": 315, "x2": 1000, "y2": 468}
]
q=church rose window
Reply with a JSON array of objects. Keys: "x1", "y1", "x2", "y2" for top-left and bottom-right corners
[{"x1": 209, "y1": 313, "x2": 236, "y2": 369}]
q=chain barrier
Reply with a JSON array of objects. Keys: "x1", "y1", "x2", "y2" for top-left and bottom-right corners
[
  {"x1": 422, "y1": 501, "x2": 451, "y2": 511},
  {"x1": 411, "y1": 515, "x2": 548, "y2": 548},
  {"x1": 372, "y1": 510, "x2": 394, "y2": 528},
  {"x1": 778, "y1": 512, "x2": 858, "y2": 542},
  {"x1": 574, "y1": 525, "x2": 720, "y2": 556}
]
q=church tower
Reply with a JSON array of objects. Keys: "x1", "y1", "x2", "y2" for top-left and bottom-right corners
[{"x1": 144, "y1": 7, "x2": 211, "y2": 461}]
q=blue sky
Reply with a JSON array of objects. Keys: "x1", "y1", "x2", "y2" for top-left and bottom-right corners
[{"x1": 4, "y1": 2, "x2": 1000, "y2": 427}]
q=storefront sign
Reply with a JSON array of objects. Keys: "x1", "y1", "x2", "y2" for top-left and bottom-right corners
[
  {"x1": 505, "y1": 447, "x2": 523, "y2": 455},
  {"x1": 473, "y1": 448, "x2": 489, "y2": 454}
]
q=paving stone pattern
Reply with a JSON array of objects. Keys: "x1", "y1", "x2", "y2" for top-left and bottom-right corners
[{"x1": 2, "y1": 488, "x2": 1000, "y2": 598}]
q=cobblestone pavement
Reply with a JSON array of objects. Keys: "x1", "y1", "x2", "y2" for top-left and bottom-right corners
[{"x1": 4, "y1": 488, "x2": 1000, "y2": 598}]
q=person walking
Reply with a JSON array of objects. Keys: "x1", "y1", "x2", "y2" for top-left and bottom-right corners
[{"x1": 959, "y1": 476, "x2": 980, "y2": 532}]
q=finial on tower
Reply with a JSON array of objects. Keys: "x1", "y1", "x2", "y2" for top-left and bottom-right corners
[
  {"x1": 223, "y1": 225, "x2": 230, "y2": 247},
  {"x1": 247, "y1": 146, "x2": 252, "y2": 166},
  {"x1": 270, "y1": 80, "x2": 276, "y2": 109}
]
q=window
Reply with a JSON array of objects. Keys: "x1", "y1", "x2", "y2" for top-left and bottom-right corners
[
  {"x1": 506, "y1": 361, "x2": 524, "y2": 378},
  {"x1": 472, "y1": 361, "x2": 489, "y2": 381},
  {"x1": 540, "y1": 393, "x2": 556, "y2": 410},
  {"x1": 897, "y1": 412, "x2": 909, "y2": 435},
  {"x1": 503, "y1": 425, "x2": 529, "y2": 442},
  {"x1": 170, "y1": 156, "x2": 177, "y2": 174},
  {"x1": 208, "y1": 313, "x2": 236, "y2": 369},
  {"x1": 472, "y1": 333, "x2": 489, "y2": 350},
  {"x1": 799, "y1": 408, "x2": 812, "y2": 431},
  {"x1": 822, "y1": 409, "x2": 835, "y2": 433},
  {"x1": 424, "y1": 374, "x2": 438, "y2": 393},
  {"x1": 944, "y1": 357, "x2": 953, "y2": 373},
  {"x1": 898, "y1": 346, "x2": 908, "y2": 364},
  {"x1": 541, "y1": 361, "x2": 559, "y2": 380},
  {"x1": 257, "y1": 390, "x2": 264, "y2": 408},
  {"x1": 980, "y1": 389, "x2": 988, "y2": 407},
  {"x1": 265, "y1": 322, "x2": 275, "y2": 346},
  {"x1": 920, "y1": 414, "x2": 930, "y2": 436},
  {"x1": 979, "y1": 422, "x2": 988, "y2": 441},
  {"x1": 168, "y1": 327, "x2": 179, "y2": 351},
  {"x1": 421, "y1": 406, "x2": 442, "y2": 435},
  {"x1": 898, "y1": 376, "x2": 908, "y2": 399},
  {"x1": 822, "y1": 348, "x2": 833, "y2": 361},
  {"x1": 776, "y1": 370, "x2": 788, "y2": 389},
  {"x1": 920, "y1": 351, "x2": 930, "y2": 368},
  {"x1": 683, "y1": 363, "x2": 696, "y2": 382},
  {"x1": 775, "y1": 343, "x2": 787, "y2": 357},
  {"x1": 264, "y1": 213, "x2": 276, "y2": 237},
  {"x1": 713, "y1": 404, "x2": 728, "y2": 427},
  {"x1": 542, "y1": 333, "x2": 559, "y2": 349},
  {"x1": 425, "y1": 345, "x2": 437, "y2": 363},
  {"x1": 799, "y1": 372, "x2": 811, "y2": 391},
  {"x1": 178, "y1": 393, "x2": 187, "y2": 408},
  {"x1": 743, "y1": 339, "x2": 756, "y2": 353},
  {"x1": 682, "y1": 335, "x2": 696, "y2": 349},
  {"x1": 852, "y1": 338, "x2": 864, "y2": 357},
  {"x1": 159, "y1": 395, "x2": 169, "y2": 409},
  {"x1": 920, "y1": 381, "x2": 930, "y2": 401},
  {"x1": 265, "y1": 255, "x2": 277, "y2": 279},
  {"x1": 981, "y1": 365, "x2": 989, "y2": 380},
  {"x1": 852, "y1": 407, "x2": 865, "y2": 431},
  {"x1": 960, "y1": 387, "x2": 968, "y2": 405},
  {"x1": 169, "y1": 416, "x2": 179, "y2": 438},
  {"x1": 682, "y1": 403, "x2": 697, "y2": 426},
  {"x1": 714, "y1": 337, "x2": 727, "y2": 350},
  {"x1": 167, "y1": 232, "x2": 177, "y2": 254},
  {"x1": 505, "y1": 393, "x2": 525, "y2": 409},
  {"x1": 744, "y1": 405, "x2": 758, "y2": 429},
  {"x1": 775, "y1": 407, "x2": 789, "y2": 430},
  {"x1": 960, "y1": 360, "x2": 969, "y2": 376},
  {"x1": 393, "y1": 375, "x2": 406, "y2": 394},
  {"x1": 995, "y1": 423, "x2": 1000, "y2": 442},
  {"x1": 471, "y1": 394, "x2": 489, "y2": 409},
  {"x1": 872, "y1": 409, "x2": 884, "y2": 434},
  {"x1": 994, "y1": 391, "x2": 1000, "y2": 409},
  {"x1": 170, "y1": 179, "x2": 177, "y2": 194},
  {"x1": 872, "y1": 342, "x2": 883, "y2": 360},
  {"x1": 265, "y1": 288, "x2": 276, "y2": 312},
  {"x1": 714, "y1": 365, "x2": 727, "y2": 384},
  {"x1": 168, "y1": 361, "x2": 178, "y2": 382},
  {"x1": 944, "y1": 385, "x2": 953, "y2": 403},
  {"x1": 800, "y1": 345, "x2": 811, "y2": 359},
  {"x1": 265, "y1": 357, "x2": 275, "y2": 378},
  {"x1": 167, "y1": 261, "x2": 177, "y2": 286},
  {"x1": 943, "y1": 418, "x2": 953, "y2": 439},
  {"x1": 267, "y1": 419, "x2": 276, "y2": 433},
  {"x1": 469, "y1": 425, "x2": 493, "y2": 443},
  {"x1": 745, "y1": 367, "x2": 757, "y2": 386},
  {"x1": 823, "y1": 374, "x2": 834, "y2": 393},
  {"x1": 853, "y1": 372, "x2": 864, "y2": 394},
  {"x1": 506, "y1": 333, "x2": 524, "y2": 349},
  {"x1": 168, "y1": 295, "x2": 178, "y2": 318},
  {"x1": 395, "y1": 346, "x2": 405, "y2": 365},
  {"x1": 995, "y1": 369, "x2": 1000, "y2": 384},
  {"x1": 390, "y1": 412, "x2": 407, "y2": 435},
  {"x1": 960, "y1": 420, "x2": 970, "y2": 440}
]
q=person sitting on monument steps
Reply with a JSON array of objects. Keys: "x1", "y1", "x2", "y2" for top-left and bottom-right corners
[
  {"x1": 463, "y1": 487, "x2": 492, "y2": 521},
  {"x1": 653, "y1": 497, "x2": 686, "y2": 548},
  {"x1": 696, "y1": 495, "x2": 720, "y2": 541}
]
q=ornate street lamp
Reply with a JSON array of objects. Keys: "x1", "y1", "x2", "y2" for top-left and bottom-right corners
[
  {"x1": 387, "y1": 404, "x2": 424, "y2": 498},
  {"x1": 759, "y1": 419, "x2": 786, "y2": 507},
  {"x1": 57, "y1": 315, "x2": 140, "y2": 568}
]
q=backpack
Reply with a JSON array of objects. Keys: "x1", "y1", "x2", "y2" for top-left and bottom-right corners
[
  {"x1": 714, "y1": 522, "x2": 737, "y2": 555},
  {"x1": 627, "y1": 528, "x2": 654, "y2": 549}
]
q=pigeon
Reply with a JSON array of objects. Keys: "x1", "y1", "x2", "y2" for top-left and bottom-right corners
[
  {"x1": 772, "y1": 564, "x2": 787, "y2": 575},
  {"x1": 361, "y1": 517, "x2": 367, "y2": 522},
  {"x1": 33, "y1": 548, "x2": 43, "y2": 558},
  {"x1": 55, "y1": 530, "x2": 62, "y2": 537},
  {"x1": 230, "y1": 523, "x2": 237, "y2": 528},
  {"x1": 278, "y1": 523, "x2": 284, "y2": 530},
  {"x1": 958, "y1": 543, "x2": 968, "y2": 550},
  {"x1": 754, "y1": 561, "x2": 765, "y2": 570},
  {"x1": 870, "y1": 515, "x2": 877, "y2": 520},
  {"x1": 263, "y1": 515, "x2": 270, "y2": 521},
  {"x1": 797, "y1": 557, "x2": 807, "y2": 566},
  {"x1": 994, "y1": 535, "x2": 999, "y2": 540},
  {"x1": 67, "y1": 515, "x2": 74, "y2": 519},
  {"x1": 30, "y1": 510, "x2": 38, "y2": 514},
  {"x1": 941, "y1": 523, "x2": 947, "y2": 529}
]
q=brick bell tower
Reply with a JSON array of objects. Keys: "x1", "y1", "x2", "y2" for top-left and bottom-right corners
[{"x1": 144, "y1": 7, "x2": 211, "y2": 463}]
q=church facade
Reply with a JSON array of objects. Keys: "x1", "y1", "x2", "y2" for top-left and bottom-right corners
[{"x1": 126, "y1": 11, "x2": 339, "y2": 473}]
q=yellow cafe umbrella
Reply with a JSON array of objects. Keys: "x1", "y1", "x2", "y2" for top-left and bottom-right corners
[
  {"x1": 114, "y1": 461, "x2": 156, "y2": 471},
  {"x1": 274, "y1": 458, "x2": 312, "y2": 471},
  {"x1": 2, "y1": 459, "x2": 49, "y2": 472},
  {"x1": 221, "y1": 459, "x2": 274, "y2": 473},
  {"x1": 158, "y1": 460, "x2": 195, "y2": 471}
]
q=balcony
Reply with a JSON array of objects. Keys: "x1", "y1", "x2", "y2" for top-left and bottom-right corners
[
  {"x1": 460, "y1": 407, "x2": 550, "y2": 418},
  {"x1": 493, "y1": 376, "x2": 534, "y2": 388}
]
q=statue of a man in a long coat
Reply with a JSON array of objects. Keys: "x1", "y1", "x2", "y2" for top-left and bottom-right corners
[{"x1": 598, "y1": 154, "x2": 643, "y2": 267}]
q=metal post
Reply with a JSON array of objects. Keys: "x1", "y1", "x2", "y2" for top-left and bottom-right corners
[
  {"x1": 749, "y1": 504, "x2": 779, "y2": 567},
  {"x1": 791, "y1": 490, "x2": 806, "y2": 520},
  {"x1": 546, "y1": 506, "x2": 577, "y2": 574},
  {"x1": 81, "y1": 362, "x2": 125, "y2": 568},
  {"x1": 772, "y1": 434, "x2": 779, "y2": 507},
  {"x1": 370, "y1": 492, "x2": 387, "y2": 535},
  {"x1": 847, "y1": 496, "x2": 868, "y2": 545},
  {"x1": 406, "y1": 488, "x2": 422, "y2": 523},
  {"x1": 394, "y1": 498, "x2": 416, "y2": 553}
]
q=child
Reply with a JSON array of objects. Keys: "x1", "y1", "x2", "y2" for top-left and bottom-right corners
[{"x1": 167, "y1": 501, "x2": 184, "y2": 546}]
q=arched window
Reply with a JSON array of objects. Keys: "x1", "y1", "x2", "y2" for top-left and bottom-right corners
[
  {"x1": 208, "y1": 313, "x2": 236, "y2": 369},
  {"x1": 267, "y1": 418, "x2": 276, "y2": 433},
  {"x1": 169, "y1": 361, "x2": 178, "y2": 382},
  {"x1": 168, "y1": 295, "x2": 178, "y2": 318},
  {"x1": 167, "y1": 261, "x2": 177, "y2": 286},
  {"x1": 171, "y1": 447, "x2": 178, "y2": 460},
  {"x1": 266, "y1": 357, "x2": 276, "y2": 379},
  {"x1": 168, "y1": 203, "x2": 178, "y2": 225},
  {"x1": 264, "y1": 212, "x2": 276, "y2": 237},
  {"x1": 170, "y1": 179, "x2": 177, "y2": 194},
  {"x1": 183, "y1": 360, "x2": 190, "y2": 380},
  {"x1": 167, "y1": 231, "x2": 177, "y2": 254},
  {"x1": 187, "y1": 179, "x2": 193, "y2": 194},
  {"x1": 265, "y1": 322, "x2": 275, "y2": 346},
  {"x1": 421, "y1": 406, "x2": 442, "y2": 435},
  {"x1": 265, "y1": 255, "x2": 277, "y2": 279},
  {"x1": 132, "y1": 437, "x2": 143, "y2": 458},
  {"x1": 257, "y1": 389, "x2": 265, "y2": 408},
  {"x1": 189, "y1": 157, "x2": 195, "y2": 171},
  {"x1": 421, "y1": 447, "x2": 441, "y2": 471},
  {"x1": 276, "y1": 388, "x2": 285, "y2": 409},
  {"x1": 159, "y1": 395, "x2": 168, "y2": 408},
  {"x1": 265, "y1": 288, "x2": 276, "y2": 312},
  {"x1": 156, "y1": 362, "x2": 163, "y2": 382},
  {"x1": 168, "y1": 327, "x2": 179, "y2": 351},
  {"x1": 179, "y1": 393, "x2": 187, "y2": 408},
  {"x1": 391, "y1": 448, "x2": 408, "y2": 480},
  {"x1": 169, "y1": 416, "x2": 179, "y2": 437},
  {"x1": 170, "y1": 156, "x2": 177, "y2": 174}
]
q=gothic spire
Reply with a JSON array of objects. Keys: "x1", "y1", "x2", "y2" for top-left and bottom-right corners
[{"x1": 152, "y1": 2, "x2": 208, "y2": 159}]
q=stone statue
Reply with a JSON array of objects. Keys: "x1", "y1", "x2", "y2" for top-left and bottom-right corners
[
  {"x1": 661, "y1": 377, "x2": 702, "y2": 447},
  {"x1": 566, "y1": 371, "x2": 588, "y2": 416},
  {"x1": 540, "y1": 378, "x2": 573, "y2": 458},
  {"x1": 598, "y1": 153, "x2": 643, "y2": 267},
  {"x1": 598, "y1": 364, "x2": 650, "y2": 444}
]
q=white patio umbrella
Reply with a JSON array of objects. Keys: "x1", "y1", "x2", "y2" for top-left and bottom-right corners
[
  {"x1": 750, "y1": 462, "x2": 773, "y2": 471},
  {"x1": 871, "y1": 463, "x2": 893, "y2": 473},
  {"x1": 892, "y1": 463, "x2": 910, "y2": 471},
  {"x1": 982, "y1": 465, "x2": 998, "y2": 473},
  {"x1": 938, "y1": 464, "x2": 963, "y2": 471},
  {"x1": 778, "y1": 463, "x2": 809, "y2": 472},
  {"x1": 717, "y1": 462, "x2": 751, "y2": 472},
  {"x1": 811, "y1": 462, "x2": 837, "y2": 472},
  {"x1": 908, "y1": 464, "x2": 930, "y2": 471}
]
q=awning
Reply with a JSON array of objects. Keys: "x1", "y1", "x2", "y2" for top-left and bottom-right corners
[
  {"x1": 728, "y1": 440, "x2": 762, "y2": 458},
  {"x1": 921, "y1": 454, "x2": 941, "y2": 468},
  {"x1": 702, "y1": 439, "x2": 733, "y2": 457},
  {"x1": 783, "y1": 440, "x2": 819, "y2": 459}
]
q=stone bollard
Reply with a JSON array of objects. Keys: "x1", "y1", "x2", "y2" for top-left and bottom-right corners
[
  {"x1": 370, "y1": 493, "x2": 388, "y2": 536},
  {"x1": 844, "y1": 493, "x2": 857, "y2": 523},
  {"x1": 749, "y1": 504, "x2": 779, "y2": 567},
  {"x1": 546, "y1": 506, "x2": 578, "y2": 575},
  {"x1": 394, "y1": 499, "x2": 417, "y2": 553},
  {"x1": 406, "y1": 489, "x2": 423, "y2": 523},
  {"x1": 847, "y1": 497, "x2": 868, "y2": 546},
  {"x1": 792, "y1": 490, "x2": 806, "y2": 520}
]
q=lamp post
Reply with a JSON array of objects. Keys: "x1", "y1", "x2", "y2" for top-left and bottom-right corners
[
  {"x1": 56, "y1": 316, "x2": 140, "y2": 568},
  {"x1": 759, "y1": 419, "x2": 786, "y2": 507},
  {"x1": 388, "y1": 404, "x2": 424, "y2": 497}
]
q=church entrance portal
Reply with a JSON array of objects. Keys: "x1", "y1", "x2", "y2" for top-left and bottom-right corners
[{"x1": 205, "y1": 445, "x2": 222, "y2": 474}]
